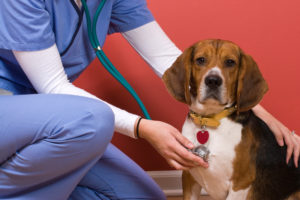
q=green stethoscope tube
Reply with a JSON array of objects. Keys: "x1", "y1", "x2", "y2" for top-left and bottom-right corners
[{"x1": 81, "y1": 0, "x2": 151, "y2": 119}]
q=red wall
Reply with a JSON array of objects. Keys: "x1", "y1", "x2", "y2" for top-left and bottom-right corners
[{"x1": 74, "y1": 0, "x2": 300, "y2": 171}]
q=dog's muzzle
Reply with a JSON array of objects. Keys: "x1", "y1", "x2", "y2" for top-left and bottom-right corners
[{"x1": 203, "y1": 75, "x2": 223, "y2": 101}]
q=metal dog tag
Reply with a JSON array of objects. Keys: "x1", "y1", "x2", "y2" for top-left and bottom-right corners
[{"x1": 188, "y1": 145, "x2": 210, "y2": 162}]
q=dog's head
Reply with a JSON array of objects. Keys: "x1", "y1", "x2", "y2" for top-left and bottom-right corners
[{"x1": 162, "y1": 39, "x2": 268, "y2": 115}]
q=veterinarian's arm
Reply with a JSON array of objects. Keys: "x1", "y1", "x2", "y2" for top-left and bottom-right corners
[
  {"x1": 13, "y1": 44, "x2": 141, "y2": 139},
  {"x1": 253, "y1": 104, "x2": 300, "y2": 167},
  {"x1": 122, "y1": 21, "x2": 182, "y2": 78}
]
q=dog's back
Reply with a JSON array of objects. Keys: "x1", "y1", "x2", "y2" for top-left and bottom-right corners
[{"x1": 242, "y1": 111, "x2": 300, "y2": 200}]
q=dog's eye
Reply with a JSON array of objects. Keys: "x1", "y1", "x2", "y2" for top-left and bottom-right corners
[
  {"x1": 196, "y1": 57, "x2": 206, "y2": 66},
  {"x1": 225, "y1": 59, "x2": 236, "y2": 67}
]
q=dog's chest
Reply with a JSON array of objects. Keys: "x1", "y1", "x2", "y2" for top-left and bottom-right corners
[{"x1": 182, "y1": 117, "x2": 243, "y2": 199}]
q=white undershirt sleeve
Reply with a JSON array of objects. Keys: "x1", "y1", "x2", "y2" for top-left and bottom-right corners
[
  {"x1": 122, "y1": 21, "x2": 182, "y2": 77},
  {"x1": 13, "y1": 44, "x2": 139, "y2": 138}
]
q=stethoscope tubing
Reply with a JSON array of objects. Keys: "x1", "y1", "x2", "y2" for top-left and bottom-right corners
[{"x1": 81, "y1": 0, "x2": 151, "y2": 119}]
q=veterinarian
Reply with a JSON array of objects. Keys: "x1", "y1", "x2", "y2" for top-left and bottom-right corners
[{"x1": 0, "y1": 0, "x2": 299, "y2": 199}]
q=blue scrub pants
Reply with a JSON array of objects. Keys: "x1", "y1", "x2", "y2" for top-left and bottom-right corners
[{"x1": 0, "y1": 94, "x2": 166, "y2": 200}]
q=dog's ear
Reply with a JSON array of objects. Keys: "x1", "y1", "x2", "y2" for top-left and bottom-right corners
[
  {"x1": 236, "y1": 53, "x2": 268, "y2": 113},
  {"x1": 162, "y1": 46, "x2": 194, "y2": 105}
]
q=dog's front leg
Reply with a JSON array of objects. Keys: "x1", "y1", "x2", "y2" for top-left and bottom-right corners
[
  {"x1": 182, "y1": 170, "x2": 202, "y2": 200},
  {"x1": 226, "y1": 184, "x2": 250, "y2": 200}
]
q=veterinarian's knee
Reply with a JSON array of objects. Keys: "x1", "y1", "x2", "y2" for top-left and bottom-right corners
[{"x1": 44, "y1": 95, "x2": 115, "y2": 156}]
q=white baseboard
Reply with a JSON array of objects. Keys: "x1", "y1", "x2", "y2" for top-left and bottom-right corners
[
  {"x1": 147, "y1": 170, "x2": 207, "y2": 196},
  {"x1": 147, "y1": 170, "x2": 183, "y2": 196}
]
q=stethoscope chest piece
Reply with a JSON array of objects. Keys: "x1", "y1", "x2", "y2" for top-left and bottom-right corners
[{"x1": 188, "y1": 145, "x2": 210, "y2": 162}]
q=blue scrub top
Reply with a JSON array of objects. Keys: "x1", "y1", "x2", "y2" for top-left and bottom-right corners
[{"x1": 0, "y1": 0, "x2": 154, "y2": 94}]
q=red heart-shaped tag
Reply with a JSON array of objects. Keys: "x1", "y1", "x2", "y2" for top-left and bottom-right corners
[{"x1": 197, "y1": 130, "x2": 209, "y2": 144}]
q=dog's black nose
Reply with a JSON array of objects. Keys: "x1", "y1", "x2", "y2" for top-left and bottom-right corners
[{"x1": 205, "y1": 75, "x2": 222, "y2": 89}]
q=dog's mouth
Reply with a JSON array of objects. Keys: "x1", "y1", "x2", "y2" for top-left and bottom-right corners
[
  {"x1": 199, "y1": 98, "x2": 228, "y2": 107},
  {"x1": 194, "y1": 88, "x2": 229, "y2": 116},
  {"x1": 200, "y1": 87, "x2": 227, "y2": 105},
  {"x1": 194, "y1": 98, "x2": 227, "y2": 116},
  {"x1": 203, "y1": 90, "x2": 221, "y2": 101}
]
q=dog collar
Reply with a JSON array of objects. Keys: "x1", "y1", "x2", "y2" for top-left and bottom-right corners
[{"x1": 188, "y1": 106, "x2": 237, "y2": 128}]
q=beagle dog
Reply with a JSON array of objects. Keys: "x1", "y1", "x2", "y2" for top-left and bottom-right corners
[{"x1": 162, "y1": 39, "x2": 300, "y2": 200}]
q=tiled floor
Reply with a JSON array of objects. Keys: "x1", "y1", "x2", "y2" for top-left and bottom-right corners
[{"x1": 167, "y1": 196, "x2": 213, "y2": 200}]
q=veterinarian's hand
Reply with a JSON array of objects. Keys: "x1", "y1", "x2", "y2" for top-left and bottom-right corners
[
  {"x1": 137, "y1": 119, "x2": 209, "y2": 170},
  {"x1": 253, "y1": 104, "x2": 300, "y2": 167}
]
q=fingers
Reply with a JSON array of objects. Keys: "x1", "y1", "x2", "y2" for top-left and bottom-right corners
[
  {"x1": 177, "y1": 145, "x2": 208, "y2": 167},
  {"x1": 271, "y1": 121, "x2": 294, "y2": 164},
  {"x1": 171, "y1": 130, "x2": 208, "y2": 167},
  {"x1": 270, "y1": 120, "x2": 299, "y2": 167},
  {"x1": 167, "y1": 149, "x2": 208, "y2": 170},
  {"x1": 164, "y1": 145, "x2": 209, "y2": 169},
  {"x1": 172, "y1": 130, "x2": 194, "y2": 149},
  {"x1": 164, "y1": 134, "x2": 208, "y2": 169},
  {"x1": 274, "y1": 133, "x2": 284, "y2": 147},
  {"x1": 167, "y1": 159, "x2": 190, "y2": 171},
  {"x1": 293, "y1": 134, "x2": 300, "y2": 168},
  {"x1": 282, "y1": 129, "x2": 300, "y2": 167},
  {"x1": 282, "y1": 130, "x2": 294, "y2": 164},
  {"x1": 168, "y1": 152, "x2": 196, "y2": 168}
]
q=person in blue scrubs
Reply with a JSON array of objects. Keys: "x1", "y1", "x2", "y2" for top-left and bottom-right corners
[
  {"x1": 0, "y1": 0, "x2": 299, "y2": 200},
  {"x1": 0, "y1": 1, "x2": 167, "y2": 199},
  {"x1": 0, "y1": 0, "x2": 206, "y2": 199}
]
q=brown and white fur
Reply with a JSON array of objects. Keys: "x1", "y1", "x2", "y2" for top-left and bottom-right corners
[{"x1": 162, "y1": 39, "x2": 300, "y2": 200}]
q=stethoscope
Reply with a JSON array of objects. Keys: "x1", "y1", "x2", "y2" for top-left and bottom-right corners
[
  {"x1": 81, "y1": 0, "x2": 151, "y2": 119},
  {"x1": 80, "y1": 1, "x2": 212, "y2": 160}
]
